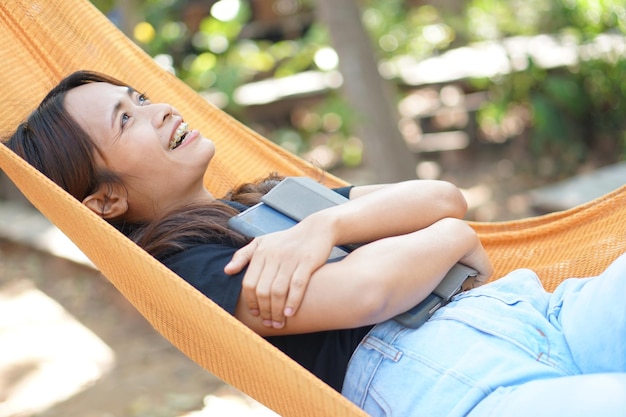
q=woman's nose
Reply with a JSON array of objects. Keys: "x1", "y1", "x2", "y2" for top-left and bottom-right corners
[{"x1": 149, "y1": 102, "x2": 174, "y2": 126}]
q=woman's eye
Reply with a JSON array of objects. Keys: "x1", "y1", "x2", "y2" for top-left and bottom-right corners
[
  {"x1": 121, "y1": 112, "x2": 130, "y2": 128},
  {"x1": 120, "y1": 93, "x2": 148, "y2": 130}
]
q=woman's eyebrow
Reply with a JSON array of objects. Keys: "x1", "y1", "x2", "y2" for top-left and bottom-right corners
[{"x1": 110, "y1": 86, "x2": 136, "y2": 128}]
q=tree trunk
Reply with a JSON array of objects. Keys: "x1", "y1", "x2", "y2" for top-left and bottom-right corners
[
  {"x1": 314, "y1": 0, "x2": 417, "y2": 182},
  {"x1": 115, "y1": 0, "x2": 142, "y2": 37}
]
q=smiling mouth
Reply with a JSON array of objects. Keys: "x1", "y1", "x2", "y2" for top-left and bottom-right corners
[{"x1": 169, "y1": 122, "x2": 189, "y2": 150}]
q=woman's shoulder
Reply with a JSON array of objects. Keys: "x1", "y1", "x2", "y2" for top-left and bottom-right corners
[
  {"x1": 162, "y1": 242, "x2": 243, "y2": 314},
  {"x1": 162, "y1": 241, "x2": 238, "y2": 271}
]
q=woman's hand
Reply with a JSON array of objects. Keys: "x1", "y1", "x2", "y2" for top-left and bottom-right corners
[{"x1": 224, "y1": 221, "x2": 335, "y2": 329}]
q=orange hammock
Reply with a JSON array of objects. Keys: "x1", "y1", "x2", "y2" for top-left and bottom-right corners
[{"x1": 1, "y1": 1, "x2": 625, "y2": 416}]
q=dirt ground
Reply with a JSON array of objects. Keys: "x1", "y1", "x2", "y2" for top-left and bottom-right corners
[{"x1": 0, "y1": 240, "x2": 271, "y2": 417}]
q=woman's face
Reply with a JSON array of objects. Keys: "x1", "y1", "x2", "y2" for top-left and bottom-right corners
[{"x1": 64, "y1": 82, "x2": 216, "y2": 221}]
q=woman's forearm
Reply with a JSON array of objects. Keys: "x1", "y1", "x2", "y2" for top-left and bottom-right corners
[
  {"x1": 340, "y1": 218, "x2": 493, "y2": 325},
  {"x1": 305, "y1": 180, "x2": 468, "y2": 248},
  {"x1": 240, "y1": 217, "x2": 492, "y2": 336}
]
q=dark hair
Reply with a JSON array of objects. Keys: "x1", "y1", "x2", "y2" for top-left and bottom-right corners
[{"x1": 4, "y1": 70, "x2": 280, "y2": 259}]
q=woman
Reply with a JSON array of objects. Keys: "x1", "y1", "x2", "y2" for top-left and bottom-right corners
[{"x1": 5, "y1": 71, "x2": 625, "y2": 417}]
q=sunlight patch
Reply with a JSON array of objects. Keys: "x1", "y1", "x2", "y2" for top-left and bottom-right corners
[{"x1": 0, "y1": 280, "x2": 114, "y2": 417}]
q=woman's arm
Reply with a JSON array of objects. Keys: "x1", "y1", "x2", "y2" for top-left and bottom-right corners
[
  {"x1": 236, "y1": 217, "x2": 492, "y2": 336},
  {"x1": 320, "y1": 179, "x2": 468, "y2": 246},
  {"x1": 225, "y1": 179, "x2": 477, "y2": 327}
]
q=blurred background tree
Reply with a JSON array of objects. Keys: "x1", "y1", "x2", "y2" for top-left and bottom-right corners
[{"x1": 89, "y1": 0, "x2": 626, "y2": 184}]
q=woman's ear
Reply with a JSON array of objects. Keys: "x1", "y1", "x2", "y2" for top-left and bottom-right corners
[{"x1": 82, "y1": 183, "x2": 129, "y2": 219}]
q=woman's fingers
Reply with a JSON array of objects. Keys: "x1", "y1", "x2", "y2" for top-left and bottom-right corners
[
  {"x1": 247, "y1": 259, "x2": 316, "y2": 328},
  {"x1": 224, "y1": 239, "x2": 256, "y2": 275},
  {"x1": 283, "y1": 265, "x2": 312, "y2": 318},
  {"x1": 226, "y1": 240, "x2": 263, "y2": 316},
  {"x1": 268, "y1": 267, "x2": 293, "y2": 328},
  {"x1": 267, "y1": 263, "x2": 315, "y2": 327},
  {"x1": 240, "y1": 256, "x2": 264, "y2": 317},
  {"x1": 251, "y1": 262, "x2": 279, "y2": 326},
  {"x1": 237, "y1": 239, "x2": 296, "y2": 327},
  {"x1": 226, "y1": 230, "x2": 330, "y2": 329}
]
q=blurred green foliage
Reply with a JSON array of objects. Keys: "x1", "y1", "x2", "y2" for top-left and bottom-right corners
[
  {"x1": 467, "y1": 0, "x2": 626, "y2": 175},
  {"x1": 91, "y1": 0, "x2": 626, "y2": 174}
]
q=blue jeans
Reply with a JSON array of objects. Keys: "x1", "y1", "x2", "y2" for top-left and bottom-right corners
[{"x1": 342, "y1": 253, "x2": 626, "y2": 417}]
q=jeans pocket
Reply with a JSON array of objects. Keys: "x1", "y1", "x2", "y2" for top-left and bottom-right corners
[{"x1": 432, "y1": 271, "x2": 576, "y2": 375}]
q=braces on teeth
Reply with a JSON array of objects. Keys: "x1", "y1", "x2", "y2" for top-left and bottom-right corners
[{"x1": 169, "y1": 122, "x2": 189, "y2": 150}]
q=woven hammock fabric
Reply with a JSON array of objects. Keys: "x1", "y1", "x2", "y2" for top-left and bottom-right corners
[{"x1": 1, "y1": 1, "x2": 625, "y2": 416}]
